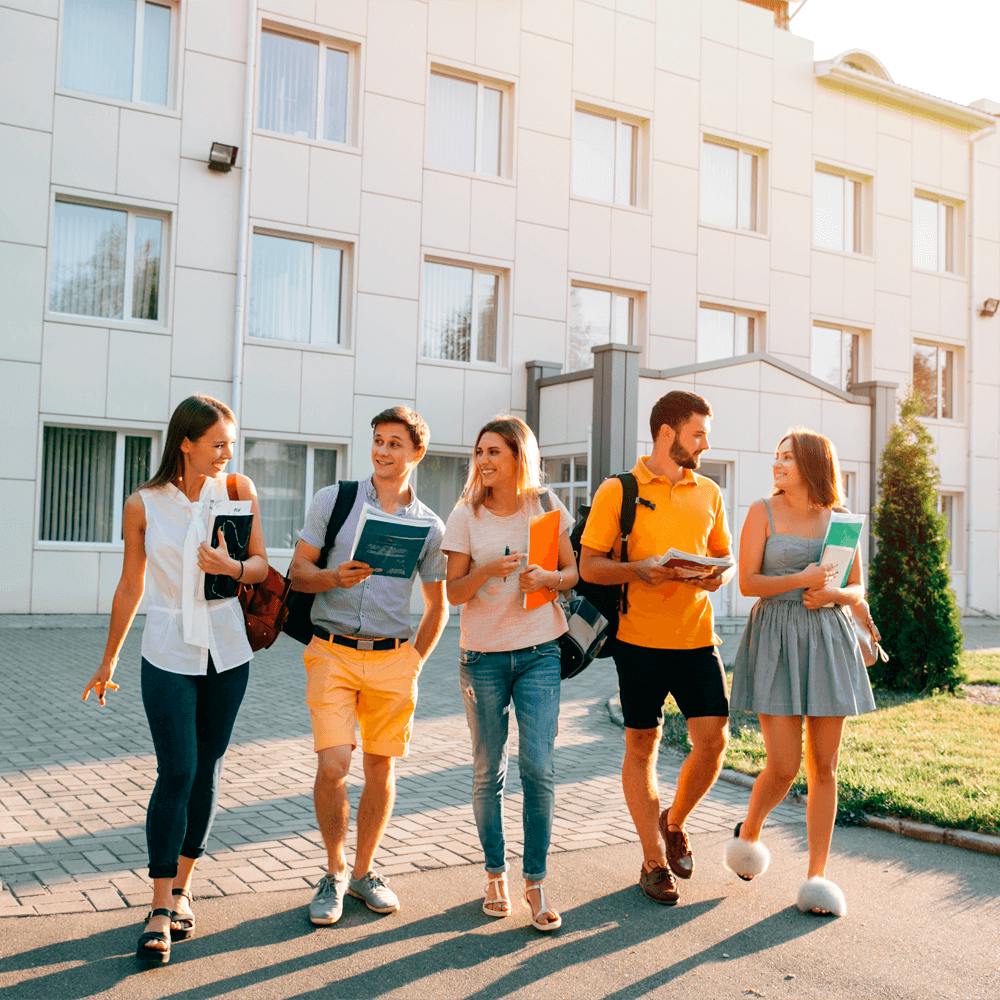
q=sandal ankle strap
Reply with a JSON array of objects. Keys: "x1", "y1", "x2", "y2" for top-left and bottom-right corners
[
  {"x1": 171, "y1": 888, "x2": 192, "y2": 900},
  {"x1": 147, "y1": 907, "x2": 173, "y2": 919}
]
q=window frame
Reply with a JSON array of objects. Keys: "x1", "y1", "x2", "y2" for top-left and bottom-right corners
[
  {"x1": 699, "y1": 136, "x2": 763, "y2": 234},
  {"x1": 912, "y1": 340, "x2": 960, "y2": 422},
  {"x1": 572, "y1": 104, "x2": 645, "y2": 209},
  {"x1": 810, "y1": 322, "x2": 864, "y2": 391},
  {"x1": 412, "y1": 450, "x2": 471, "y2": 522},
  {"x1": 937, "y1": 491, "x2": 964, "y2": 570},
  {"x1": 542, "y1": 454, "x2": 590, "y2": 515},
  {"x1": 912, "y1": 192, "x2": 961, "y2": 275},
  {"x1": 57, "y1": 0, "x2": 179, "y2": 109},
  {"x1": 419, "y1": 255, "x2": 508, "y2": 369},
  {"x1": 255, "y1": 23, "x2": 357, "y2": 148},
  {"x1": 696, "y1": 303, "x2": 762, "y2": 362},
  {"x1": 36, "y1": 423, "x2": 159, "y2": 549},
  {"x1": 813, "y1": 166, "x2": 867, "y2": 255},
  {"x1": 566, "y1": 281, "x2": 642, "y2": 373}
]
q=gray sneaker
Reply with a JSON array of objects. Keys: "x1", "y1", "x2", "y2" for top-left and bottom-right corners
[
  {"x1": 308, "y1": 872, "x2": 349, "y2": 925},
  {"x1": 348, "y1": 871, "x2": 400, "y2": 914}
]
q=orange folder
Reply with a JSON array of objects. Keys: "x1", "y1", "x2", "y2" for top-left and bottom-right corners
[{"x1": 522, "y1": 509, "x2": 561, "y2": 611}]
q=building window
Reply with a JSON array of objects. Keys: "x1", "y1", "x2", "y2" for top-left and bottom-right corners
[
  {"x1": 811, "y1": 324, "x2": 861, "y2": 391},
  {"x1": 697, "y1": 306, "x2": 757, "y2": 362},
  {"x1": 257, "y1": 29, "x2": 351, "y2": 143},
  {"x1": 912, "y1": 194, "x2": 956, "y2": 273},
  {"x1": 427, "y1": 71, "x2": 504, "y2": 177},
  {"x1": 543, "y1": 455, "x2": 589, "y2": 515},
  {"x1": 568, "y1": 285, "x2": 636, "y2": 373},
  {"x1": 249, "y1": 233, "x2": 346, "y2": 347},
  {"x1": 700, "y1": 139, "x2": 758, "y2": 231},
  {"x1": 938, "y1": 492, "x2": 962, "y2": 569},
  {"x1": 421, "y1": 260, "x2": 501, "y2": 365},
  {"x1": 912, "y1": 342, "x2": 956, "y2": 420},
  {"x1": 415, "y1": 453, "x2": 469, "y2": 521},
  {"x1": 40, "y1": 426, "x2": 153, "y2": 542},
  {"x1": 60, "y1": 0, "x2": 173, "y2": 106},
  {"x1": 842, "y1": 470, "x2": 857, "y2": 512},
  {"x1": 814, "y1": 170, "x2": 862, "y2": 253},
  {"x1": 48, "y1": 200, "x2": 165, "y2": 323},
  {"x1": 243, "y1": 438, "x2": 339, "y2": 550},
  {"x1": 572, "y1": 108, "x2": 638, "y2": 206}
]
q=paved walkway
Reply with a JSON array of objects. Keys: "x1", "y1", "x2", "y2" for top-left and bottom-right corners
[{"x1": 0, "y1": 623, "x2": 802, "y2": 916}]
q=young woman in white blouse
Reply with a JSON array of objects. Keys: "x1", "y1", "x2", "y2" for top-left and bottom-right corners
[{"x1": 82, "y1": 395, "x2": 268, "y2": 966}]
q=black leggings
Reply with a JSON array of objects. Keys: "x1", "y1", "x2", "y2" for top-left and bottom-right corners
[{"x1": 141, "y1": 656, "x2": 249, "y2": 879}]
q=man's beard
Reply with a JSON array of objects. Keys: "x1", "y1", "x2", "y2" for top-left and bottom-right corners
[{"x1": 670, "y1": 439, "x2": 701, "y2": 469}]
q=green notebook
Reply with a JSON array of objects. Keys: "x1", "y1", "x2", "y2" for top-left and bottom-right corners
[{"x1": 820, "y1": 512, "x2": 865, "y2": 587}]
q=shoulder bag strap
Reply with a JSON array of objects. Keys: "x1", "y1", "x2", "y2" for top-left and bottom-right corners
[
  {"x1": 319, "y1": 480, "x2": 359, "y2": 569},
  {"x1": 226, "y1": 474, "x2": 239, "y2": 502},
  {"x1": 617, "y1": 472, "x2": 639, "y2": 614}
]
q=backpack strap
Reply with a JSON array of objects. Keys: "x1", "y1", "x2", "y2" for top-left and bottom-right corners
[
  {"x1": 617, "y1": 472, "x2": 639, "y2": 614},
  {"x1": 319, "y1": 481, "x2": 359, "y2": 569},
  {"x1": 539, "y1": 489, "x2": 554, "y2": 513}
]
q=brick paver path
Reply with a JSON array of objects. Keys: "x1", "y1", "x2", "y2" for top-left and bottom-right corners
[{"x1": 0, "y1": 624, "x2": 802, "y2": 916}]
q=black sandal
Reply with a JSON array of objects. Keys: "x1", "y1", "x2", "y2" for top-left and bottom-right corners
[
  {"x1": 136, "y1": 908, "x2": 172, "y2": 966},
  {"x1": 170, "y1": 888, "x2": 196, "y2": 941}
]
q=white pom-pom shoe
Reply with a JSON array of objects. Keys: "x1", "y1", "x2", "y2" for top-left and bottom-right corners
[
  {"x1": 796, "y1": 876, "x2": 847, "y2": 917},
  {"x1": 723, "y1": 821, "x2": 771, "y2": 881}
]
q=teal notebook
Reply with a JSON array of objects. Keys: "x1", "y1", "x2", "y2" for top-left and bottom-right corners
[
  {"x1": 349, "y1": 503, "x2": 433, "y2": 579},
  {"x1": 820, "y1": 512, "x2": 865, "y2": 587}
]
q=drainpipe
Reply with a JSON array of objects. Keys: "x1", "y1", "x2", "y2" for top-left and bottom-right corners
[{"x1": 230, "y1": 0, "x2": 258, "y2": 465}]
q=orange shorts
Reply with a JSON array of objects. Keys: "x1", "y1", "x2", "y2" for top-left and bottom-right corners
[{"x1": 303, "y1": 636, "x2": 424, "y2": 758}]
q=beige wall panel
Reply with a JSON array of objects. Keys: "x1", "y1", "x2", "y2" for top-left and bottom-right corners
[
  {"x1": 422, "y1": 170, "x2": 471, "y2": 251},
  {"x1": 176, "y1": 159, "x2": 240, "y2": 273},
  {"x1": 842, "y1": 256, "x2": 875, "y2": 325},
  {"x1": 655, "y1": 0, "x2": 700, "y2": 78},
  {"x1": 0, "y1": 8, "x2": 55, "y2": 131},
  {"x1": 939, "y1": 276, "x2": 966, "y2": 331},
  {"x1": 761, "y1": 390, "x2": 820, "y2": 447},
  {"x1": 909, "y1": 271, "x2": 941, "y2": 335},
  {"x1": 252, "y1": 136, "x2": 309, "y2": 224},
  {"x1": 416, "y1": 363, "x2": 465, "y2": 447},
  {"x1": 653, "y1": 71, "x2": 700, "y2": 169},
  {"x1": 759, "y1": 363, "x2": 822, "y2": 400},
  {"x1": 40, "y1": 323, "x2": 108, "y2": 416},
  {"x1": 568, "y1": 200, "x2": 611, "y2": 277},
  {"x1": 876, "y1": 102, "x2": 911, "y2": 140},
  {"x1": 462, "y1": 368, "x2": 512, "y2": 443},
  {"x1": 520, "y1": 33, "x2": 572, "y2": 138},
  {"x1": 733, "y1": 234, "x2": 769, "y2": 305},
  {"x1": 646, "y1": 334, "x2": 695, "y2": 369},
  {"x1": 769, "y1": 189, "x2": 810, "y2": 276},
  {"x1": 0, "y1": 361, "x2": 40, "y2": 479},
  {"x1": 106, "y1": 331, "x2": 171, "y2": 421},
  {"x1": 810, "y1": 249, "x2": 843, "y2": 318},
  {"x1": 515, "y1": 221, "x2": 568, "y2": 321},
  {"x1": 700, "y1": 41, "x2": 738, "y2": 135},
  {"x1": 0, "y1": 480, "x2": 34, "y2": 612},
  {"x1": 694, "y1": 359, "x2": 759, "y2": 391},
  {"x1": 767, "y1": 270, "x2": 810, "y2": 361},
  {"x1": 651, "y1": 247, "x2": 697, "y2": 342},
  {"x1": 910, "y1": 118, "x2": 943, "y2": 189},
  {"x1": 309, "y1": 147, "x2": 363, "y2": 232},
  {"x1": 476, "y1": 0, "x2": 521, "y2": 75},
  {"x1": 31, "y1": 550, "x2": 100, "y2": 613},
  {"x1": 186, "y1": 0, "x2": 248, "y2": 63},
  {"x1": 362, "y1": 94, "x2": 424, "y2": 202},
  {"x1": 241, "y1": 345, "x2": 301, "y2": 431},
  {"x1": 973, "y1": 385, "x2": 1000, "y2": 459},
  {"x1": 170, "y1": 377, "x2": 232, "y2": 411},
  {"x1": 973, "y1": 164, "x2": 1000, "y2": 242},
  {"x1": 316, "y1": 0, "x2": 368, "y2": 35},
  {"x1": 971, "y1": 531, "x2": 999, "y2": 610},
  {"x1": 701, "y1": 386, "x2": 759, "y2": 451},
  {"x1": 811, "y1": 85, "x2": 845, "y2": 164},
  {"x1": 737, "y1": 1, "x2": 773, "y2": 57},
  {"x1": 844, "y1": 97, "x2": 878, "y2": 171},
  {"x1": 771, "y1": 26, "x2": 813, "y2": 113},
  {"x1": 354, "y1": 292, "x2": 418, "y2": 398},
  {"x1": 696, "y1": 226, "x2": 734, "y2": 299},
  {"x1": 617, "y1": 0, "x2": 655, "y2": 19},
  {"x1": 538, "y1": 382, "x2": 568, "y2": 447},
  {"x1": 573, "y1": 1, "x2": 614, "y2": 100},
  {"x1": 517, "y1": 131, "x2": 570, "y2": 230},
  {"x1": 117, "y1": 110, "x2": 181, "y2": 202},
  {"x1": 171, "y1": 267, "x2": 234, "y2": 379},
  {"x1": 522, "y1": 0, "x2": 573, "y2": 42},
  {"x1": 181, "y1": 52, "x2": 245, "y2": 162},
  {"x1": 301, "y1": 351, "x2": 355, "y2": 436},
  {"x1": 941, "y1": 130, "x2": 970, "y2": 195},
  {"x1": 0, "y1": 125, "x2": 50, "y2": 246},
  {"x1": 51, "y1": 96, "x2": 119, "y2": 193},
  {"x1": 875, "y1": 133, "x2": 912, "y2": 221},
  {"x1": 771, "y1": 104, "x2": 812, "y2": 195},
  {"x1": 820, "y1": 398, "x2": 870, "y2": 462},
  {"x1": 427, "y1": 0, "x2": 475, "y2": 61},
  {"x1": 871, "y1": 291, "x2": 910, "y2": 378},
  {"x1": 98, "y1": 551, "x2": 124, "y2": 614},
  {"x1": 874, "y1": 215, "x2": 911, "y2": 296},
  {"x1": 470, "y1": 179, "x2": 516, "y2": 260},
  {"x1": 511, "y1": 315, "x2": 566, "y2": 407},
  {"x1": 936, "y1": 424, "x2": 968, "y2": 485},
  {"x1": 366, "y1": 0, "x2": 428, "y2": 103},
  {"x1": 737, "y1": 51, "x2": 772, "y2": 142},
  {"x1": 738, "y1": 450, "x2": 778, "y2": 507},
  {"x1": 701, "y1": 0, "x2": 738, "y2": 46},
  {"x1": 0, "y1": 242, "x2": 45, "y2": 363},
  {"x1": 651, "y1": 162, "x2": 698, "y2": 254},
  {"x1": 357, "y1": 193, "x2": 420, "y2": 298},
  {"x1": 615, "y1": 12, "x2": 655, "y2": 110},
  {"x1": 611, "y1": 209, "x2": 651, "y2": 284}
]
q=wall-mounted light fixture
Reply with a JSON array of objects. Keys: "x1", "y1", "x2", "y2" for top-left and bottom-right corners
[
  {"x1": 208, "y1": 142, "x2": 239, "y2": 172},
  {"x1": 980, "y1": 298, "x2": 1000, "y2": 317}
]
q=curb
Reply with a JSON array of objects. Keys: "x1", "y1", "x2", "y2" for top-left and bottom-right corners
[{"x1": 605, "y1": 696, "x2": 1000, "y2": 859}]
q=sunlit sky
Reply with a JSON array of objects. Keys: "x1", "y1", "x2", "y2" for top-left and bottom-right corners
[{"x1": 790, "y1": 0, "x2": 999, "y2": 107}]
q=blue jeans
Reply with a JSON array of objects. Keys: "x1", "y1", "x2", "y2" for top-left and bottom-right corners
[{"x1": 459, "y1": 641, "x2": 561, "y2": 881}]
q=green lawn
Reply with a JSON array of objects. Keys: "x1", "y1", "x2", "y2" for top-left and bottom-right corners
[
  {"x1": 961, "y1": 650, "x2": 1000, "y2": 685},
  {"x1": 661, "y1": 678, "x2": 1000, "y2": 836}
]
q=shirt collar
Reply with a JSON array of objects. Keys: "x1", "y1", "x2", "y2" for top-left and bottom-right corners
[
  {"x1": 364, "y1": 476, "x2": 418, "y2": 514},
  {"x1": 632, "y1": 456, "x2": 698, "y2": 488}
]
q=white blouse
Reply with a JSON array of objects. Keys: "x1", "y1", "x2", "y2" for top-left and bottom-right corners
[{"x1": 139, "y1": 477, "x2": 253, "y2": 675}]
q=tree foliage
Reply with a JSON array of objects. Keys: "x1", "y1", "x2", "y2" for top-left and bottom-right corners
[{"x1": 868, "y1": 390, "x2": 964, "y2": 692}]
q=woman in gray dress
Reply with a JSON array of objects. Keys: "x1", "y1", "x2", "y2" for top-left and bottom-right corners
[{"x1": 724, "y1": 428, "x2": 875, "y2": 917}]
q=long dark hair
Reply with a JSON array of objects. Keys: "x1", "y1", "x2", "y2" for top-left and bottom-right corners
[{"x1": 142, "y1": 395, "x2": 236, "y2": 490}]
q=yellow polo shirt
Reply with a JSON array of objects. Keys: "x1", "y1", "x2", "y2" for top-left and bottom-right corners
[{"x1": 580, "y1": 456, "x2": 732, "y2": 650}]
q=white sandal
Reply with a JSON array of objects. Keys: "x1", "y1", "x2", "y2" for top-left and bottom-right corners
[
  {"x1": 482, "y1": 873, "x2": 511, "y2": 918},
  {"x1": 524, "y1": 882, "x2": 562, "y2": 932}
]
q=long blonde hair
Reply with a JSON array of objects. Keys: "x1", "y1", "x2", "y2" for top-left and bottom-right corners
[
  {"x1": 461, "y1": 415, "x2": 543, "y2": 513},
  {"x1": 772, "y1": 427, "x2": 844, "y2": 508}
]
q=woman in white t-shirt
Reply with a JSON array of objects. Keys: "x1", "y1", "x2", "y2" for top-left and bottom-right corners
[
  {"x1": 82, "y1": 395, "x2": 268, "y2": 966},
  {"x1": 442, "y1": 416, "x2": 578, "y2": 932}
]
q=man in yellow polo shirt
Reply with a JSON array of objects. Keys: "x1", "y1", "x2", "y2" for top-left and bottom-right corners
[{"x1": 580, "y1": 390, "x2": 733, "y2": 906}]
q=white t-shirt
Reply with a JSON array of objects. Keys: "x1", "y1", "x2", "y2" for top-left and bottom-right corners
[{"x1": 442, "y1": 491, "x2": 573, "y2": 653}]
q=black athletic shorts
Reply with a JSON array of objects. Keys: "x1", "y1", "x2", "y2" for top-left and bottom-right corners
[{"x1": 613, "y1": 641, "x2": 729, "y2": 729}]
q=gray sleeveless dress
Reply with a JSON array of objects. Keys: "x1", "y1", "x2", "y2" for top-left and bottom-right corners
[{"x1": 730, "y1": 500, "x2": 876, "y2": 717}]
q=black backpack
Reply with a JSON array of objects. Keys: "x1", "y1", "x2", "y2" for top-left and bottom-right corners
[
  {"x1": 570, "y1": 472, "x2": 639, "y2": 658},
  {"x1": 283, "y1": 480, "x2": 360, "y2": 644}
]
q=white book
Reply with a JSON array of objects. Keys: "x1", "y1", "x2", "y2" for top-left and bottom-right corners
[{"x1": 655, "y1": 548, "x2": 734, "y2": 579}]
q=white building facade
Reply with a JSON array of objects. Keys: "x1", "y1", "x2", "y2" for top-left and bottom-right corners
[{"x1": 2, "y1": 0, "x2": 999, "y2": 617}]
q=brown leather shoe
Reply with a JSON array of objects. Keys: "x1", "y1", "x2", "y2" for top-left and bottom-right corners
[
  {"x1": 659, "y1": 809, "x2": 694, "y2": 879},
  {"x1": 638, "y1": 862, "x2": 679, "y2": 905}
]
